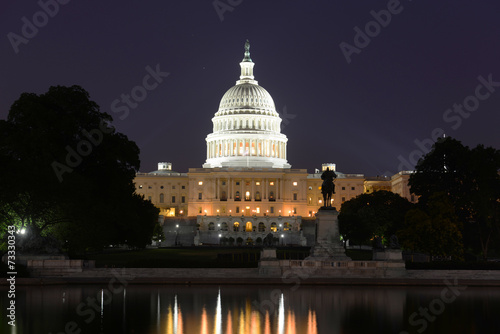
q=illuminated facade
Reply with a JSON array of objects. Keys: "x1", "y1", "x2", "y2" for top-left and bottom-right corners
[{"x1": 134, "y1": 42, "x2": 416, "y2": 246}]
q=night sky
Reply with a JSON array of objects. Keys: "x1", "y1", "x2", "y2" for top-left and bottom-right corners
[{"x1": 1, "y1": 0, "x2": 499, "y2": 176}]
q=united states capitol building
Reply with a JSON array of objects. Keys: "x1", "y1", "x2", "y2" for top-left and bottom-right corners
[{"x1": 134, "y1": 42, "x2": 416, "y2": 247}]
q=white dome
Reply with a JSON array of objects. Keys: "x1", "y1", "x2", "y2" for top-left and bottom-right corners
[
  {"x1": 216, "y1": 83, "x2": 278, "y2": 117},
  {"x1": 203, "y1": 41, "x2": 290, "y2": 169}
]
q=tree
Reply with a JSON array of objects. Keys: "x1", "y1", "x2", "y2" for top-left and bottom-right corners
[
  {"x1": 409, "y1": 137, "x2": 500, "y2": 258},
  {"x1": 399, "y1": 192, "x2": 464, "y2": 259},
  {"x1": 338, "y1": 190, "x2": 414, "y2": 246},
  {"x1": 152, "y1": 220, "x2": 166, "y2": 245},
  {"x1": 0, "y1": 86, "x2": 158, "y2": 254}
]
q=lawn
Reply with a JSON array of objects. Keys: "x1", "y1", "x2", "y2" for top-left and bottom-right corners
[
  {"x1": 85, "y1": 247, "x2": 369, "y2": 268},
  {"x1": 87, "y1": 248, "x2": 262, "y2": 268}
]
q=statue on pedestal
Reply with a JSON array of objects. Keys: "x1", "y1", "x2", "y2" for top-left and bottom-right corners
[{"x1": 321, "y1": 167, "x2": 337, "y2": 208}]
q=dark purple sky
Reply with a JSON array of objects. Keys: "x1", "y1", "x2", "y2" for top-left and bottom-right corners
[{"x1": 1, "y1": 0, "x2": 499, "y2": 175}]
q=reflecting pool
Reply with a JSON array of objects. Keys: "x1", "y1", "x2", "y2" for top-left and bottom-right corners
[{"x1": 1, "y1": 284, "x2": 499, "y2": 333}]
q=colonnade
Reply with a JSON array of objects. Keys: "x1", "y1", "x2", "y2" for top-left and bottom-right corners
[
  {"x1": 213, "y1": 117, "x2": 279, "y2": 132},
  {"x1": 207, "y1": 139, "x2": 286, "y2": 159}
]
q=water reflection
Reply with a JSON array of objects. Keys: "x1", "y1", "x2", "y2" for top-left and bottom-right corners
[
  {"x1": 1, "y1": 285, "x2": 499, "y2": 333},
  {"x1": 137, "y1": 288, "x2": 318, "y2": 334}
]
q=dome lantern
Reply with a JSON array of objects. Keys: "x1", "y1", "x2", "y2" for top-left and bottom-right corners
[{"x1": 237, "y1": 39, "x2": 256, "y2": 85}]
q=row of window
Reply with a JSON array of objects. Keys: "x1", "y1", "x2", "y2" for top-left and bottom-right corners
[
  {"x1": 141, "y1": 183, "x2": 355, "y2": 191},
  {"x1": 198, "y1": 191, "x2": 298, "y2": 201},
  {"x1": 198, "y1": 181, "x2": 297, "y2": 186},
  {"x1": 307, "y1": 185, "x2": 357, "y2": 191},
  {"x1": 153, "y1": 194, "x2": 186, "y2": 204},
  {"x1": 198, "y1": 206, "x2": 297, "y2": 215},
  {"x1": 139, "y1": 185, "x2": 186, "y2": 190},
  {"x1": 204, "y1": 222, "x2": 294, "y2": 232}
]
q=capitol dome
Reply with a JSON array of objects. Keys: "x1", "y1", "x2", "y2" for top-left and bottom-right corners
[{"x1": 203, "y1": 41, "x2": 290, "y2": 169}]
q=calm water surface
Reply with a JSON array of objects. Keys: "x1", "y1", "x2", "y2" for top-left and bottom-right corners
[{"x1": 1, "y1": 284, "x2": 499, "y2": 334}]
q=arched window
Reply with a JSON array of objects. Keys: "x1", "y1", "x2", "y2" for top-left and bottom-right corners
[
  {"x1": 270, "y1": 223, "x2": 277, "y2": 233},
  {"x1": 245, "y1": 191, "x2": 251, "y2": 201},
  {"x1": 233, "y1": 222, "x2": 240, "y2": 232},
  {"x1": 258, "y1": 222, "x2": 266, "y2": 232},
  {"x1": 208, "y1": 222, "x2": 215, "y2": 231},
  {"x1": 269, "y1": 191, "x2": 275, "y2": 201},
  {"x1": 159, "y1": 193, "x2": 164, "y2": 203},
  {"x1": 284, "y1": 222, "x2": 291, "y2": 231},
  {"x1": 221, "y1": 191, "x2": 227, "y2": 201},
  {"x1": 221, "y1": 222, "x2": 228, "y2": 231},
  {"x1": 255, "y1": 191, "x2": 261, "y2": 201},
  {"x1": 245, "y1": 222, "x2": 253, "y2": 232},
  {"x1": 235, "y1": 191, "x2": 241, "y2": 201}
]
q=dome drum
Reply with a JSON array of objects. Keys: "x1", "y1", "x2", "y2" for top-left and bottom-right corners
[{"x1": 212, "y1": 115, "x2": 282, "y2": 133}]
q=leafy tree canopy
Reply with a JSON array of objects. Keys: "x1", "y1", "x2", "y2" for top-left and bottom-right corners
[
  {"x1": 409, "y1": 137, "x2": 500, "y2": 258},
  {"x1": 0, "y1": 85, "x2": 158, "y2": 254},
  {"x1": 399, "y1": 192, "x2": 464, "y2": 259},
  {"x1": 338, "y1": 190, "x2": 414, "y2": 246}
]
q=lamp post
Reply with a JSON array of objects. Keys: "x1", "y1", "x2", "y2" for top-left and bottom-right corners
[{"x1": 175, "y1": 224, "x2": 179, "y2": 246}]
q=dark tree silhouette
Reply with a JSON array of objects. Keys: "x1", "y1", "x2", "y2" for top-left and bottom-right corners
[
  {"x1": 338, "y1": 190, "x2": 413, "y2": 247},
  {"x1": 409, "y1": 137, "x2": 500, "y2": 258},
  {"x1": 0, "y1": 86, "x2": 158, "y2": 254}
]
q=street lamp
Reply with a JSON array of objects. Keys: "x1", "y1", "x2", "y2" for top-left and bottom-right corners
[{"x1": 175, "y1": 225, "x2": 179, "y2": 246}]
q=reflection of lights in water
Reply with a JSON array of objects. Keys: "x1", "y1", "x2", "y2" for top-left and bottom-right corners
[
  {"x1": 278, "y1": 293, "x2": 285, "y2": 334},
  {"x1": 122, "y1": 289, "x2": 127, "y2": 332},
  {"x1": 201, "y1": 307, "x2": 208, "y2": 334},
  {"x1": 215, "y1": 289, "x2": 221, "y2": 334},
  {"x1": 174, "y1": 295, "x2": 178, "y2": 333},
  {"x1": 178, "y1": 307, "x2": 183, "y2": 334},
  {"x1": 239, "y1": 309, "x2": 245, "y2": 334},
  {"x1": 226, "y1": 310, "x2": 232, "y2": 334},
  {"x1": 307, "y1": 309, "x2": 318, "y2": 334},
  {"x1": 250, "y1": 310, "x2": 260, "y2": 334},
  {"x1": 100, "y1": 289, "x2": 104, "y2": 318},
  {"x1": 287, "y1": 310, "x2": 296, "y2": 334},
  {"x1": 264, "y1": 311, "x2": 271, "y2": 334},
  {"x1": 167, "y1": 305, "x2": 173, "y2": 334},
  {"x1": 245, "y1": 300, "x2": 251, "y2": 334},
  {"x1": 161, "y1": 289, "x2": 316, "y2": 334},
  {"x1": 166, "y1": 295, "x2": 183, "y2": 334},
  {"x1": 157, "y1": 292, "x2": 160, "y2": 331}
]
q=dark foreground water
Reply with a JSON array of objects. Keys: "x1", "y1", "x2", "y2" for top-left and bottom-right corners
[{"x1": 1, "y1": 283, "x2": 500, "y2": 334}]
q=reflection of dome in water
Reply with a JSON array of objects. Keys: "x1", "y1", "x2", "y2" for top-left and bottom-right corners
[{"x1": 203, "y1": 41, "x2": 290, "y2": 169}]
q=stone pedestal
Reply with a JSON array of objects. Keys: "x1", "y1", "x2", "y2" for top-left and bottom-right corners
[
  {"x1": 258, "y1": 248, "x2": 281, "y2": 276},
  {"x1": 373, "y1": 249, "x2": 403, "y2": 261},
  {"x1": 305, "y1": 207, "x2": 351, "y2": 261}
]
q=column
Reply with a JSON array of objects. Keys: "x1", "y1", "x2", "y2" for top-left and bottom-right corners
[
  {"x1": 251, "y1": 178, "x2": 255, "y2": 201},
  {"x1": 215, "y1": 177, "x2": 218, "y2": 199},
  {"x1": 264, "y1": 178, "x2": 268, "y2": 200},
  {"x1": 279, "y1": 177, "x2": 283, "y2": 200}
]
